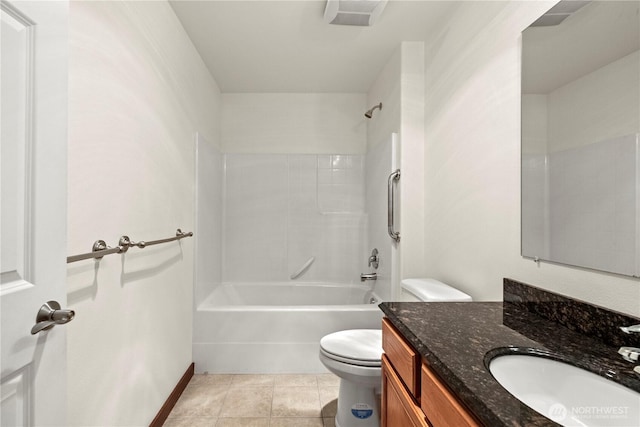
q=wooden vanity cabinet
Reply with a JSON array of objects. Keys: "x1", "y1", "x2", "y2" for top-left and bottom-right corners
[
  {"x1": 382, "y1": 355, "x2": 429, "y2": 427},
  {"x1": 381, "y1": 318, "x2": 481, "y2": 427}
]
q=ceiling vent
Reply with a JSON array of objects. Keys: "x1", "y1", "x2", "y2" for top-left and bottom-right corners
[
  {"x1": 324, "y1": 0, "x2": 388, "y2": 26},
  {"x1": 530, "y1": 1, "x2": 591, "y2": 27}
]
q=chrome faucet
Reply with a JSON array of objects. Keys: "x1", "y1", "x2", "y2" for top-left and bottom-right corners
[
  {"x1": 361, "y1": 249, "x2": 379, "y2": 282},
  {"x1": 620, "y1": 324, "x2": 640, "y2": 334},
  {"x1": 368, "y1": 248, "x2": 379, "y2": 270},
  {"x1": 619, "y1": 347, "x2": 640, "y2": 362},
  {"x1": 618, "y1": 324, "x2": 640, "y2": 374},
  {"x1": 360, "y1": 273, "x2": 377, "y2": 282}
]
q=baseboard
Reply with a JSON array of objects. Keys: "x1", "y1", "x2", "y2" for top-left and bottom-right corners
[{"x1": 149, "y1": 362, "x2": 194, "y2": 427}]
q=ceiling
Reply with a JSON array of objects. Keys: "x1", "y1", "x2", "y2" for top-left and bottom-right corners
[{"x1": 169, "y1": 0, "x2": 458, "y2": 93}]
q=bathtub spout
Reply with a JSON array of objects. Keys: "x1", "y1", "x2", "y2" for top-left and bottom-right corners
[{"x1": 360, "y1": 273, "x2": 377, "y2": 282}]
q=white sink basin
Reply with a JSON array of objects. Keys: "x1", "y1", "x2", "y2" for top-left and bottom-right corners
[{"x1": 488, "y1": 354, "x2": 640, "y2": 427}]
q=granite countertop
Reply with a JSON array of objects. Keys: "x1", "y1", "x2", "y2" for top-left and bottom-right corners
[{"x1": 379, "y1": 299, "x2": 640, "y2": 427}]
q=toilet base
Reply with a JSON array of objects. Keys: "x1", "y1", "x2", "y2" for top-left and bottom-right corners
[{"x1": 334, "y1": 378, "x2": 380, "y2": 427}]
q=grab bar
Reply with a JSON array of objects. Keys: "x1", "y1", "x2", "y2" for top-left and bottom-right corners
[
  {"x1": 387, "y1": 169, "x2": 400, "y2": 242},
  {"x1": 67, "y1": 229, "x2": 193, "y2": 263},
  {"x1": 290, "y1": 256, "x2": 315, "y2": 280}
]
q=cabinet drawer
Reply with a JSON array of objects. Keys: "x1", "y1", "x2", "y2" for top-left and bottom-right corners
[
  {"x1": 382, "y1": 318, "x2": 419, "y2": 397},
  {"x1": 421, "y1": 364, "x2": 480, "y2": 427}
]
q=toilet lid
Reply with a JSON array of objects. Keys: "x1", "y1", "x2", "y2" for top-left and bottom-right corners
[{"x1": 320, "y1": 330, "x2": 382, "y2": 366}]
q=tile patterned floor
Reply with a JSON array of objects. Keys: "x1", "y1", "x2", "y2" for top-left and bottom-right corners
[{"x1": 164, "y1": 374, "x2": 340, "y2": 427}]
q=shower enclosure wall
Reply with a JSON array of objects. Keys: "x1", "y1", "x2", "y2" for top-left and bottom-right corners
[
  {"x1": 224, "y1": 153, "x2": 366, "y2": 284},
  {"x1": 194, "y1": 133, "x2": 398, "y2": 373}
]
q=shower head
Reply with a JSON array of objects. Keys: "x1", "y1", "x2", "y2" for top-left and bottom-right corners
[{"x1": 364, "y1": 102, "x2": 382, "y2": 119}]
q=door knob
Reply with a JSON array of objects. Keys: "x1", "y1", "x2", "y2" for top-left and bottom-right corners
[{"x1": 31, "y1": 301, "x2": 75, "y2": 335}]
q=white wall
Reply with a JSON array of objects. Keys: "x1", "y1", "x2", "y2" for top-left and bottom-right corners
[
  {"x1": 398, "y1": 42, "x2": 425, "y2": 286},
  {"x1": 367, "y1": 48, "x2": 401, "y2": 300},
  {"x1": 423, "y1": 1, "x2": 640, "y2": 316},
  {"x1": 367, "y1": 48, "x2": 401, "y2": 152},
  {"x1": 66, "y1": 1, "x2": 221, "y2": 425},
  {"x1": 195, "y1": 134, "x2": 223, "y2": 306},
  {"x1": 222, "y1": 93, "x2": 367, "y2": 154},
  {"x1": 367, "y1": 42, "x2": 425, "y2": 299}
]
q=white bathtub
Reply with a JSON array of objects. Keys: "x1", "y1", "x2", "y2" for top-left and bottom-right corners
[{"x1": 193, "y1": 282, "x2": 384, "y2": 373}]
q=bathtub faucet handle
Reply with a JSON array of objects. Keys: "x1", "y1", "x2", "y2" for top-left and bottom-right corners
[{"x1": 367, "y1": 248, "x2": 379, "y2": 270}]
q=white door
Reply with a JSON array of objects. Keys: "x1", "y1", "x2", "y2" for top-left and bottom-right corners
[{"x1": 1, "y1": 1, "x2": 69, "y2": 426}]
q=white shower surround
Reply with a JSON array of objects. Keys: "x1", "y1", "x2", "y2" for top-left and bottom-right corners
[
  {"x1": 223, "y1": 153, "x2": 367, "y2": 284},
  {"x1": 195, "y1": 138, "x2": 388, "y2": 374},
  {"x1": 193, "y1": 282, "x2": 383, "y2": 373},
  {"x1": 194, "y1": 96, "x2": 398, "y2": 374}
]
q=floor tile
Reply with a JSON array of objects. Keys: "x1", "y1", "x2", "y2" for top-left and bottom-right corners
[
  {"x1": 269, "y1": 418, "x2": 324, "y2": 427},
  {"x1": 190, "y1": 374, "x2": 234, "y2": 386},
  {"x1": 318, "y1": 387, "x2": 338, "y2": 418},
  {"x1": 163, "y1": 416, "x2": 217, "y2": 427},
  {"x1": 316, "y1": 374, "x2": 340, "y2": 387},
  {"x1": 274, "y1": 374, "x2": 318, "y2": 387},
  {"x1": 220, "y1": 386, "x2": 273, "y2": 418},
  {"x1": 323, "y1": 417, "x2": 336, "y2": 427},
  {"x1": 216, "y1": 418, "x2": 270, "y2": 427},
  {"x1": 271, "y1": 387, "x2": 321, "y2": 418},
  {"x1": 165, "y1": 372, "x2": 349, "y2": 427},
  {"x1": 231, "y1": 374, "x2": 276, "y2": 387},
  {"x1": 170, "y1": 384, "x2": 228, "y2": 417}
]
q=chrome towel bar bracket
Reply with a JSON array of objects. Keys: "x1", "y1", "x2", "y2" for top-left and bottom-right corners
[{"x1": 65, "y1": 240, "x2": 124, "y2": 263}]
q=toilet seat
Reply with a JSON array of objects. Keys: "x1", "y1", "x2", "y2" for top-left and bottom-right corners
[{"x1": 319, "y1": 329, "x2": 382, "y2": 367}]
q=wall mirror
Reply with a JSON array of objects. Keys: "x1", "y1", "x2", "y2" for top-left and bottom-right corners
[{"x1": 521, "y1": 0, "x2": 640, "y2": 277}]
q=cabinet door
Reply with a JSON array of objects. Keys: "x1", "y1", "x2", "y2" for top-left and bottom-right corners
[
  {"x1": 382, "y1": 355, "x2": 430, "y2": 427},
  {"x1": 421, "y1": 364, "x2": 480, "y2": 427}
]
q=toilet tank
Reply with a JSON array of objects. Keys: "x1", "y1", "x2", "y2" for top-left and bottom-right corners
[{"x1": 400, "y1": 278, "x2": 472, "y2": 302}]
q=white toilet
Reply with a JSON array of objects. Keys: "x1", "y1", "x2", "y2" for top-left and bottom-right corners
[{"x1": 318, "y1": 278, "x2": 472, "y2": 427}]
